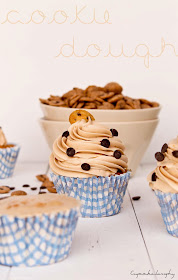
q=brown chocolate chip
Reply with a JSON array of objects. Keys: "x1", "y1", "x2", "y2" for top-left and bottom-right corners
[
  {"x1": 66, "y1": 147, "x2": 75, "y2": 157},
  {"x1": 101, "y1": 139, "x2": 110, "y2": 148},
  {"x1": 31, "y1": 187, "x2": 37, "y2": 191},
  {"x1": 113, "y1": 150, "x2": 122, "y2": 159},
  {"x1": 151, "y1": 172, "x2": 157, "y2": 182},
  {"x1": 161, "y1": 143, "x2": 168, "y2": 154},
  {"x1": 132, "y1": 196, "x2": 141, "y2": 201},
  {"x1": 81, "y1": 163, "x2": 91, "y2": 171},
  {"x1": 117, "y1": 169, "x2": 123, "y2": 174},
  {"x1": 40, "y1": 186, "x2": 47, "y2": 190},
  {"x1": 22, "y1": 184, "x2": 30, "y2": 188},
  {"x1": 110, "y1": 129, "x2": 118, "y2": 137},
  {"x1": 155, "y1": 152, "x2": 164, "y2": 162},
  {"x1": 9, "y1": 187, "x2": 15, "y2": 191},
  {"x1": 62, "y1": 131, "x2": 69, "y2": 138},
  {"x1": 77, "y1": 113, "x2": 81, "y2": 116},
  {"x1": 172, "y1": 150, "x2": 178, "y2": 158},
  {"x1": 39, "y1": 191, "x2": 46, "y2": 194}
]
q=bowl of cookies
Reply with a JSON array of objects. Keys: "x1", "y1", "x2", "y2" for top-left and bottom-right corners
[{"x1": 39, "y1": 82, "x2": 161, "y2": 175}]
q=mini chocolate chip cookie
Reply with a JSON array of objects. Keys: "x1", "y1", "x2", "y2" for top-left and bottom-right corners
[{"x1": 69, "y1": 110, "x2": 95, "y2": 124}]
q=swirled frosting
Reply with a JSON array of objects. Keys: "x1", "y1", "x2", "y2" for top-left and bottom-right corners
[
  {"x1": 148, "y1": 136, "x2": 178, "y2": 193},
  {"x1": 49, "y1": 118, "x2": 128, "y2": 178},
  {"x1": 0, "y1": 128, "x2": 7, "y2": 146}
]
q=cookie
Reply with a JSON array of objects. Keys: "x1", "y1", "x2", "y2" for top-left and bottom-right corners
[
  {"x1": 69, "y1": 110, "x2": 95, "y2": 124},
  {"x1": 47, "y1": 186, "x2": 57, "y2": 193},
  {"x1": 0, "y1": 186, "x2": 10, "y2": 194},
  {"x1": 11, "y1": 190, "x2": 27, "y2": 196},
  {"x1": 36, "y1": 174, "x2": 49, "y2": 182}
]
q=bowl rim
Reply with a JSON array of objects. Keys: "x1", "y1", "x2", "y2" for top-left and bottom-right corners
[
  {"x1": 40, "y1": 102, "x2": 162, "y2": 113},
  {"x1": 39, "y1": 117, "x2": 159, "y2": 125}
]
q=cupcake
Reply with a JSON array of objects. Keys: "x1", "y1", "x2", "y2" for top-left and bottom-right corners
[
  {"x1": 148, "y1": 136, "x2": 178, "y2": 237},
  {"x1": 49, "y1": 110, "x2": 130, "y2": 218},
  {"x1": 0, "y1": 127, "x2": 20, "y2": 179},
  {"x1": 0, "y1": 193, "x2": 80, "y2": 266}
]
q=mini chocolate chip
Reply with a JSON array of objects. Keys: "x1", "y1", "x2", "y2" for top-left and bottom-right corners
[
  {"x1": 151, "y1": 172, "x2": 157, "y2": 182},
  {"x1": 101, "y1": 139, "x2": 110, "y2": 148},
  {"x1": 132, "y1": 196, "x2": 141, "y2": 201},
  {"x1": 66, "y1": 147, "x2": 75, "y2": 157},
  {"x1": 9, "y1": 187, "x2": 15, "y2": 191},
  {"x1": 77, "y1": 113, "x2": 81, "y2": 116},
  {"x1": 172, "y1": 150, "x2": 178, "y2": 158},
  {"x1": 40, "y1": 186, "x2": 47, "y2": 190},
  {"x1": 31, "y1": 187, "x2": 37, "y2": 191},
  {"x1": 117, "y1": 169, "x2": 123, "y2": 174},
  {"x1": 81, "y1": 163, "x2": 91, "y2": 171},
  {"x1": 113, "y1": 150, "x2": 122, "y2": 159},
  {"x1": 39, "y1": 191, "x2": 46, "y2": 194},
  {"x1": 161, "y1": 143, "x2": 168, "y2": 153},
  {"x1": 110, "y1": 129, "x2": 118, "y2": 137},
  {"x1": 62, "y1": 131, "x2": 69, "y2": 138},
  {"x1": 22, "y1": 184, "x2": 30, "y2": 188},
  {"x1": 155, "y1": 152, "x2": 164, "y2": 162}
]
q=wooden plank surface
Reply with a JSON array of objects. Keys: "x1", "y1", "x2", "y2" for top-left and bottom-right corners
[
  {"x1": 128, "y1": 163, "x2": 178, "y2": 280},
  {"x1": 1, "y1": 162, "x2": 177, "y2": 280}
]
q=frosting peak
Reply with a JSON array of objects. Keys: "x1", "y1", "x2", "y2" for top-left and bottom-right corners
[
  {"x1": 49, "y1": 118, "x2": 128, "y2": 178},
  {"x1": 148, "y1": 136, "x2": 178, "y2": 193}
]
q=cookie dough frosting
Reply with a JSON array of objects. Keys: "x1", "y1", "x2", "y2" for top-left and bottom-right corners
[
  {"x1": 148, "y1": 136, "x2": 178, "y2": 193},
  {"x1": 49, "y1": 118, "x2": 128, "y2": 178},
  {"x1": 0, "y1": 128, "x2": 7, "y2": 146}
]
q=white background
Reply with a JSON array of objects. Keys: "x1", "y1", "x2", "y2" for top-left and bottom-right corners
[{"x1": 0, "y1": 0, "x2": 178, "y2": 164}]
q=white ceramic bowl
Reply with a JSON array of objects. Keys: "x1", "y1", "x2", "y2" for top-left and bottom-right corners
[
  {"x1": 39, "y1": 118, "x2": 159, "y2": 176},
  {"x1": 40, "y1": 103, "x2": 161, "y2": 122}
]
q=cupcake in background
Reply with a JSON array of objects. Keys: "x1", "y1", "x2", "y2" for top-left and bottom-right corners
[
  {"x1": 50, "y1": 110, "x2": 130, "y2": 218},
  {"x1": 148, "y1": 136, "x2": 178, "y2": 237},
  {"x1": 0, "y1": 193, "x2": 80, "y2": 266},
  {"x1": 0, "y1": 127, "x2": 20, "y2": 179}
]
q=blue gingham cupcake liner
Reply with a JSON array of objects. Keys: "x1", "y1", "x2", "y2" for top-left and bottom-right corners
[
  {"x1": 50, "y1": 172, "x2": 130, "y2": 218},
  {"x1": 154, "y1": 190, "x2": 178, "y2": 237},
  {"x1": 0, "y1": 145, "x2": 20, "y2": 179},
  {"x1": 0, "y1": 207, "x2": 79, "y2": 266}
]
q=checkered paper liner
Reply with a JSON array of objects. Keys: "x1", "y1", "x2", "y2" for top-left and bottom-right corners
[
  {"x1": 0, "y1": 145, "x2": 20, "y2": 179},
  {"x1": 50, "y1": 172, "x2": 130, "y2": 218},
  {"x1": 0, "y1": 208, "x2": 79, "y2": 266},
  {"x1": 154, "y1": 190, "x2": 178, "y2": 237}
]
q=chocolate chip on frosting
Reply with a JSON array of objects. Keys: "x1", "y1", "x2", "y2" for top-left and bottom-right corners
[
  {"x1": 151, "y1": 172, "x2": 157, "y2": 182},
  {"x1": 113, "y1": 150, "x2": 122, "y2": 159},
  {"x1": 172, "y1": 150, "x2": 178, "y2": 158},
  {"x1": 101, "y1": 139, "x2": 110, "y2": 148},
  {"x1": 81, "y1": 163, "x2": 91, "y2": 171},
  {"x1": 62, "y1": 131, "x2": 69, "y2": 138},
  {"x1": 161, "y1": 143, "x2": 168, "y2": 154},
  {"x1": 155, "y1": 152, "x2": 164, "y2": 162},
  {"x1": 110, "y1": 129, "x2": 118, "y2": 137},
  {"x1": 66, "y1": 147, "x2": 75, "y2": 157}
]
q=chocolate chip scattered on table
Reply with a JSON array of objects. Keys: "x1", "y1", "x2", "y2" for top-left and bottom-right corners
[{"x1": 39, "y1": 82, "x2": 159, "y2": 110}]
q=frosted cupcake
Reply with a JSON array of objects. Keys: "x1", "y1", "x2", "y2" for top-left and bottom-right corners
[
  {"x1": 50, "y1": 110, "x2": 130, "y2": 218},
  {"x1": 0, "y1": 193, "x2": 80, "y2": 266},
  {"x1": 0, "y1": 127, "x2": 20, "y2": 179},
  {"x1": 148, "y1": 136, "x2": 178, "y2": 237}
]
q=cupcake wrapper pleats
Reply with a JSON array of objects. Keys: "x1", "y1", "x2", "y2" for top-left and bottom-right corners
[
  {"x1": 155, "y1": 190, "x2": 178, "y2": 237},
  {"x1": 0, "y1": 145, "x2": 20, "y2": 179},
  {"x1": 0, "y1": 208, "x2": 79, "y2": 266},
  {"x1": 50, "y1": 172, "x2": 130, "y2": 218}
]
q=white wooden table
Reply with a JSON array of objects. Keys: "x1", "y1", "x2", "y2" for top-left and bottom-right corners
[{"x1": 0, "y1": 162, "x2": 177, "y2": 280}]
